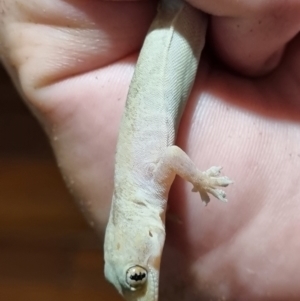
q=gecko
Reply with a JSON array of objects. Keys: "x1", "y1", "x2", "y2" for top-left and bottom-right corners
[{"x1": 104, "y1": 0, "x2": 233, "y2": 300}]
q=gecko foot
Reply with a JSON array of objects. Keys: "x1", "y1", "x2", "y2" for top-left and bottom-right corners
[{"x1": 191, "y1": 166, "x2": 233, "y2": 205}]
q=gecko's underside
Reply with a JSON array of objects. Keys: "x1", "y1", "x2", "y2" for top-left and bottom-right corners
[{"x1": 103, "y1": 0, "x2": 233, "y2": 300}]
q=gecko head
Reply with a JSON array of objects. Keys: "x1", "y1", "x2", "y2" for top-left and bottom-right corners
[{"x1": 104, "y1": 217, "x2": 165, "y2": 301}]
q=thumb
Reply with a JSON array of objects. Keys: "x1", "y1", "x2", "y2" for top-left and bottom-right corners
[{"x1": 189, "y1": 0, "x2": 300, "y2": 76}]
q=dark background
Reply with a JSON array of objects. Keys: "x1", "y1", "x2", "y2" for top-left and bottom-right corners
[{"x1": 0, "y1": 65, "x2": 121, "y2": 300}]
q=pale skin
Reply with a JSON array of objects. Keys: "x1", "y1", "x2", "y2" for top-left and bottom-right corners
[
  {"x1": 104, "y1": 3, "x2": 232, "y2": 299},
  {"x1": 1, "y1": 0, "x2": 300, "y2": 300}
]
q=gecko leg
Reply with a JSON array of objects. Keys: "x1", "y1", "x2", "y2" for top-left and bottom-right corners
[{"x1": 154, "y1": 145, "x2": 233, "y2": 205}]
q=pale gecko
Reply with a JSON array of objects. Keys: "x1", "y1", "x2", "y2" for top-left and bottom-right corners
[{"x1": 104, "y1": 0, "x2": 233, "y2": 300}]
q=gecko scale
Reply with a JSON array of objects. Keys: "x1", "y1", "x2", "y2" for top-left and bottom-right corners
[{"x1": 104, "y1": 0, "x2": 233, "y2": 300}]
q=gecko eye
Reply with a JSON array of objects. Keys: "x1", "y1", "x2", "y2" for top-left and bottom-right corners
[{"x1": 126, "y1": 265, "x2": 148, "y2": 291}]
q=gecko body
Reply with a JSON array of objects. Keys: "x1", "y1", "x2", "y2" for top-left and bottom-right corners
[{"x1": 104, "y1": 1, "x2": 232, "y2": 300}]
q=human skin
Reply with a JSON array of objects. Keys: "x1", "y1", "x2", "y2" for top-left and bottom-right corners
[{"x1": 1, "y1": 0, "x2": 300, "y2": 300}]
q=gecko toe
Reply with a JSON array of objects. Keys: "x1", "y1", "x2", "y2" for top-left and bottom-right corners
[{"x1": 204, "y1": 166, "x2": 222, "y2": 177}]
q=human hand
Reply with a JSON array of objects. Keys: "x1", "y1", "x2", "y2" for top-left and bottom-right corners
[{"x1": 1, "y1": 0, "x2": 300, "y2": 300}]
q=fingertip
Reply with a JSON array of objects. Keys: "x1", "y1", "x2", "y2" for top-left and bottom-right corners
[{"x1": 209, "y1": 17, "x2": 287, "y2": 77}]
